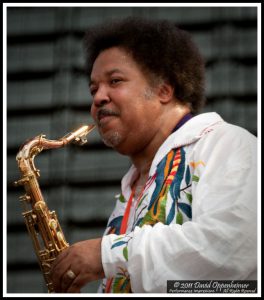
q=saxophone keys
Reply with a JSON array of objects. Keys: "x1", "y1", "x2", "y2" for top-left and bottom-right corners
[
  {"x1": 14, "y1": 177, "x2": 29, "y2": 186},
  {"x1": 57, "y1": 231, "x2": 64, "y2": 242},
  {"x1": 19, "y1": 194, "x2": 31, "y2": 202},
  {"x1": 49, "y1": 219, "x2": 57, "y2": 230},
  {"x1": 31, "y1": 213, "x2": 38, "y2": 223},
  {"x1": 56, "y1": 232, "x2": 69, "y2": 248}
]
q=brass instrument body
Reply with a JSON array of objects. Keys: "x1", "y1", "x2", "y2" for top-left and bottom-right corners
[{"x1": 14, "y1": 125, "x2": 95, "y2": 292}]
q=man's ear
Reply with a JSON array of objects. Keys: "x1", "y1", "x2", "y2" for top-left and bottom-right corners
[{"x1": 157, "y1": 83, "x2": 174, "y2": 104}]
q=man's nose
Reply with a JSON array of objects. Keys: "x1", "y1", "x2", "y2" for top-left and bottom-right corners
[{"x1": 92, "y1": 85, "x2": 111, "y2": 107}]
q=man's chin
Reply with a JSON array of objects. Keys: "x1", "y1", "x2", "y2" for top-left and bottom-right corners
[{"x1": 101, "y1": 131, "x2": 122, "y2": 149}]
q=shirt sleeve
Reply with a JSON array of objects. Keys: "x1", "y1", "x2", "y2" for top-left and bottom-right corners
[
  {"x1": 101, "y1": 124, "x2": 258, "y2": 292},
  {"x1": 101, "y1": 233, "x2": 129, "y2": 278}
]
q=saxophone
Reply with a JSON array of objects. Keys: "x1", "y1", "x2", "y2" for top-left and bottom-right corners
[{"x1": 14, "y1": 124, "x2": 95, "y2": 293}]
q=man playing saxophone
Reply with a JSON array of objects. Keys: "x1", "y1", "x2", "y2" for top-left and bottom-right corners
[{"x1": 50, "y1": 17, "x2": 257, "y2": 293}]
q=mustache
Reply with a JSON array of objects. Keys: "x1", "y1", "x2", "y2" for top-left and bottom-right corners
[{"x1": 96, "y1": 108, "x2": 120, "y2": 120}]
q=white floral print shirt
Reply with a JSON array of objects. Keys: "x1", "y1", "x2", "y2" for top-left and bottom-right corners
[{"x1": 98, "y1": 112, "x2": 257, "y2": 293}]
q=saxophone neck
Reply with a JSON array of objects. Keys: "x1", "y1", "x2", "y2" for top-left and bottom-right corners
[
  {"x1": 15, "y1": 124, "x2": 96, "y2": 183},
  {"x1": 16, "y1": 124, "x2": 95, "y2": 160}
]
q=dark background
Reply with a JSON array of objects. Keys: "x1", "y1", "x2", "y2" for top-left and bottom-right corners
[{"x1": 5, "y1": 5, "x2": 258, "y2": 293}]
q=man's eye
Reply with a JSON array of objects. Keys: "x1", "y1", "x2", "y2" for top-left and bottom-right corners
[
  {"x1": 111, "y1": 78, "x2": 122, "y2": 84},
  {"x1": 90, "y1": 88, "x2": 97, "y2": 96}
]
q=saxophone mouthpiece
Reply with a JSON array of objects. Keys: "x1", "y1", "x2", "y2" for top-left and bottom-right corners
[{"x1": 60, "y1": 124, "x2": 96, "y2": 145}]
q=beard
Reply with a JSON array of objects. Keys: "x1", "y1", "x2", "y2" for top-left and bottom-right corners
[{"x1": 101, "y1": 130, "x2": 123, "y2": 148}]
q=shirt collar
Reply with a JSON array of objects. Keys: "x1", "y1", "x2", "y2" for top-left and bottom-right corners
[
  {"x1": 149, "y1": 112, "x2": 224, "y2": 175},
  {"x1": 172, "y1": 113, "x2": 193, "y2": 133}
]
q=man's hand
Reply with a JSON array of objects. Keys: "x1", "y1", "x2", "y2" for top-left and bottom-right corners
[{"x1": 50, "y1": 238, "x2": 105, "y2": 293}]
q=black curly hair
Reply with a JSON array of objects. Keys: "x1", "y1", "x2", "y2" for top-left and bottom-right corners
[{"x1": 84, "y1": 17, "x2": 206, "y2": 114}]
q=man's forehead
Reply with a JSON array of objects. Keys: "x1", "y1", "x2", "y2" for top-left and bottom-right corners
[
  {"x1": 97, "y1": 46, "x2": 131, "y2": 60},
  {"x1": 89, "y1": 49, "x2": 138, "y2": 83},
  {"x1": 89, "y1": 68, "x2": 125, "y2": 85}
]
